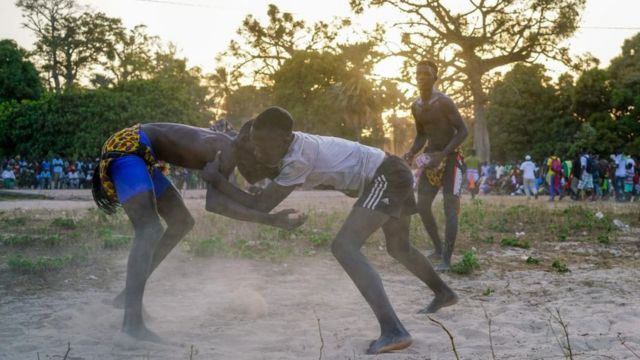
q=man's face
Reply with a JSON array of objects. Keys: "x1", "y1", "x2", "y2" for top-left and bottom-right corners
[
  {"x1": 249, "y1": 127, "x2": 290, "y2": 168},
  {"x1": 416, "y1": 64, "x2": 437, "y2": 91}
]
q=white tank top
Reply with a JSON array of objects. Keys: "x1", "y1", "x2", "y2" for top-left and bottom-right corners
[{"x1": 274, "y1": 132, "x2": 385, "y2": 196}]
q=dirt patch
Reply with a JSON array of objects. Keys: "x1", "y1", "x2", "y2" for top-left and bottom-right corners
[{"x1": 0, "y1": 193, "x2": 639, "y2": 359}]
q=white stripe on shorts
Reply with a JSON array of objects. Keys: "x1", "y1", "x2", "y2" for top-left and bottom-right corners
[{"x1": 364, "y1": 175, "x2": 388, "y2": 209}]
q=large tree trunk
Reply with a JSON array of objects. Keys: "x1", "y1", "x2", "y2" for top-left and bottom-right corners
[
  {"x1": 50, "y1": 16, "x2": 61, "y2": 93},
  {"x1": 470, "y1": 76, "x2": 490, "y2": 162}
]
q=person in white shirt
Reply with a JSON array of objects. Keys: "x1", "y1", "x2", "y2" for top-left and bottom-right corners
[
  {"x1": 519, "y1": 155, "x2": 538, "y2": 199},
  {"x1": 204, "y1": 107, "x2": 458, "y2": 355},
  {"x1": 2, "y1": 167, "x2": 16, "y2": 189},
  {"x1": 613, "y1": 150, "x2": 626, "y2": 201}
]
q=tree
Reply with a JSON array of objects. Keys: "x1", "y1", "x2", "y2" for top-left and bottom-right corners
[
  {"x1": 56, "y1": 12, "x2": 122, "y2": 89},
  {"x1": 16, "y1": 0, "x2": 76, "y2": 93},
  {"x1": 101, "y1": 24, "x2": 159, "y2": 85},
  {"x1": 17, "y1": 0, "x2": 123, "y2": 91},
  {"x1": 270, "y1": 49, "x2": 391, "y2": 145},
  {"x1": 224, "y1": 85, "x2": 272, "y2": 126},
  {"x1": 608, "y1": 32, "x2": 640, "y2": 155},
  {"x1": 207, "y1": 66, "x2": 240, "y2": 120},
  {"x1": 220, "y1": 4, "x2": 350, "y2": 84},
  {"x1": 351, "y1": 0, "x2": 586, "y2": 161},
  {"x1": 0, "y1": 39, "x2": 43, "y2": 102},
  {"x1": 486, "y1": 63, "x2": 559, "y2": 161}
]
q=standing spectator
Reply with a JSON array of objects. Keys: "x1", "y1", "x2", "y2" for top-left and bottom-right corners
[
  {"x1": 547, "y1": 154, "x2": 563, "y2": 201},
  {"x1": 520, "y1": 155, "x2": 538, "y2": 200},
  {"x1": 614, "y1": 150, "x2": 627, "y2": 201},
  {"x1": 623, "y1": 155, "x2": 636, "y2": 201},
  {"x1": 52, "y1": 156, "x2": 64, "y2": 189},
  {"x1": 68, "y1": 166, "x2": 80, "y2": 188},
  {"x1": 38, "y1": 168, "x2": 51, "y2": 189},
  {"x1": 578, "y1": 149, "x2": 595, "y2": 200},
  {"x1": 2, "y1": 167, "x2": 16, "y2": 189},
  {"x1": 465, "y1": 149, "x2": 480, "y2": 199}
]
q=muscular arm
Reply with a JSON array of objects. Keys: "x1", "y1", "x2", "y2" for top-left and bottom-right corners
[
  {"x1": 206, "y1": 183, "x2": 274, "y2": 224},
  {"x1": 441, "y1": 98, "x2": 468, "y2": 156},
  {"x1": 208, "y1": 174, "x2": 296, "y2": 213},
  {"x1": 407, "y1": 104, "x2": 427, "y2": 157}
]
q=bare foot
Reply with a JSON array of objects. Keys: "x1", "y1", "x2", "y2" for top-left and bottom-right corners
[
  {"x1": 106, "y1": 291, "x2": 152, "y2": 320},
  {"x1": 418, "y1": 290, "x2": 459, "y2": 314},
  {"x1": 123, "y1": 323, "x2": 164, "y2": 343},
  {"x1": 434, "y1": 262, "x2": 450, "y2": 272},
  {"x1": 366, "y1": 332, "x2": 413, "y2": 354}
]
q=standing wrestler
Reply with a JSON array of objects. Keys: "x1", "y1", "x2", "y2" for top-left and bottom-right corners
[
  {"x1": 203, "y1": 107, "x2": 458, "y2": 355},
  {"x1": 402, "y1": 60, "x2": 469, "y2": 271},
  {"x1": 92, "y1": 123, "x2": 304, "y2": 342}
]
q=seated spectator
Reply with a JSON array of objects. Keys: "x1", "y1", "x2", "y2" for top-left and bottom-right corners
[
  {"x1": 68, "y1": 166, "x2": 80, "y2": 189},
  {"x1": 2, "y1": 167, "x2": 16, "y2": 189}
]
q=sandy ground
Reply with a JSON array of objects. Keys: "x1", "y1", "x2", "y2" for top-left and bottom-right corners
[{"x1": 1, "y1": 190, "x2": 639, "y2": 359}]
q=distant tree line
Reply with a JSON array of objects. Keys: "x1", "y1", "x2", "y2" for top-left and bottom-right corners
[{"x1": 0, "y1": 0, "x2": 638, "y2": 161}]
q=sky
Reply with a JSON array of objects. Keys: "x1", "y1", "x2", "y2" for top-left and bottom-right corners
[{"x1": 1, "y1": 0, "x2": 639, "y2": 78}]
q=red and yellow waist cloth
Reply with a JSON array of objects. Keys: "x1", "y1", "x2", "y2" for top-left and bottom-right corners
[
  {"x1": 92, "y1": 124, "x2": 156, "y2": 214},
  {"x1": 423, "y1": 149, "x2": 464, "y2": 187}
]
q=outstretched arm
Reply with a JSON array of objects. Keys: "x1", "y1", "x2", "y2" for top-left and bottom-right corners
[
  {"x1": 205, "y1": 183, "x2": 304, "y2": 230},
  {"x1": 202, "y1": 154, "x2": 295, "y2": 213}
]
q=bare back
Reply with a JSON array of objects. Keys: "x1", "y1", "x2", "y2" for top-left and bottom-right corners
[{"x1": 141, "y1": 123, "x2": 234, "y2": 172}]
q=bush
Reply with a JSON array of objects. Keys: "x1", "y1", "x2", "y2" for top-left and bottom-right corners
[
  {"x1": 552, "y1": 260, "x2": 570, "y2": 273},
  {"x1": 501, "y1": 238, "x2": 530, "y2": 249},
  {"x1": 451, "y1": 250, "x2": 480, "y2": 275}
]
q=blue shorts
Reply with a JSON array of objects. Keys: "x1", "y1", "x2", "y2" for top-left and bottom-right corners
[{"x1": 108, "y1": 130, "x2": 172, "y2": 203}]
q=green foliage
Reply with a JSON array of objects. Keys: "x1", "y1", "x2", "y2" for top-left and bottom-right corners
[
  {"x1": 482, "y1": 287, "x2": 494, "y2": 296},
  {"x1": 0, "y1": 39, "x2": 43, "y2": 102},
  {"x1": 0, "y1": 74, "x2": 212, "y2": 158},
  {"x1": 552, "y1": 260, "x2": 570, "y2": 273},
  {"x1": 7, "y1": 254, "x2": 73, "y2": 274},
  {"x1": 487, "y1": 63, "x2": 576, "y2": 161},
  {"x1": 2, "y1": 217, "x2": 27, "y2": 226},
  {"x1": 597, "y1": 234, "x2": 611, "y2": 244},
  {"x1": 1, "y1": 234, "x2": 62, "y2": 247},
  {"x1": 501, "y1": 238, "x2": 530, "y2": 249},
  {"x1": 189, "y1": 235, "x2": 228, "y2": 257},
  {"x1": 450, "y1": 250, "x2": 480, "y2": 275},
  {"x1": 99, "y1": 228, "x2": 130, "y2": 249},
  {"x1": 51, "y1": 218, "x2": 77, "y2": 230},
  {"x1": 526, "y1": 256, "x2": 540, "y2": 265}
]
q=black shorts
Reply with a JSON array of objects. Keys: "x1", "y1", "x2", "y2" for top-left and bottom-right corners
[
  {"x1": 354, "y1": 155, "x2": 418, "y2": 218},
  {"x1": 417, "y1": 153, "x2": 465, "y2": 196}
]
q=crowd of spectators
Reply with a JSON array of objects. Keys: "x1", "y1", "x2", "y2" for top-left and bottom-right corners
[
  {"x1": 465, "y1": 149, "x2": 639, "y2": 202},
  {"x1": 1, "y1": 156, "x2": 98, "y2": 190}
]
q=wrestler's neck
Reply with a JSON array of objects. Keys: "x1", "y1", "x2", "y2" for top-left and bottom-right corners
[{"x1": 419, "y1": 87, "x2": 435, "y2": 102}]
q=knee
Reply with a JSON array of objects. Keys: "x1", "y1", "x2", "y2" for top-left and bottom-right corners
[
  {"x1": 181, "y1": 212, "x2": 195, "y2": 233},
  {"x1": 168, "y1": 210, "x2": 195, "y2": 235},
  {"x1": 331, "y1": 238, "x2": 355, "y2": 262},
  {"x1": 386, "y1": 242, "x2": 409, "y2": 261}
]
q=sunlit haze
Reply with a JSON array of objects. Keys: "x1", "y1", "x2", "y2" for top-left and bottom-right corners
[{"x1": 2, "y1": 0, "x2": 639, "y2": 79}]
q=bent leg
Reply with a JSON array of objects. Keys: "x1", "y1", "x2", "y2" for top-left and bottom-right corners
[
  {"x1": 330, "y1": 207, "x2": 411, "y2": 355},
  {"x1": 416, "y1": 175, "x2": 442, "y2": 257},
  {"x1": 383, "y1": 216, "x2": 458, "y2": 314},
  {"x1": 440, "y1": 193, "x2": 460, "y2": 270},
  {"x1": 112, "y1": 184, "x2": 194, "y2": 308},
  {"x1": 120, "y1": 191, "x2": 165, "y2": 342}
]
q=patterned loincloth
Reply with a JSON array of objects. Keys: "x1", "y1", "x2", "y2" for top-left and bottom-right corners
[
  {"x1": 423, "y1": 149, "x2": 464, "y2": 188},
  {"x1": 92, "y1": 124, "x2": 156, "y2": 214}
]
